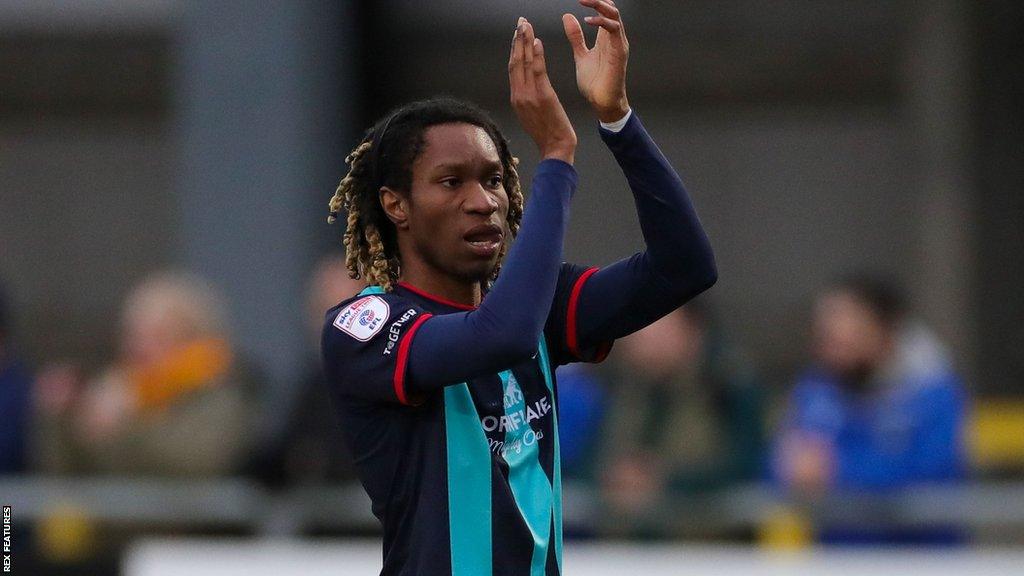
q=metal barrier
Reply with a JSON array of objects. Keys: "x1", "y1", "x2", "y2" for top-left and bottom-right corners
[{"x1": 3, "y1": 477, "x2": 1024, "y2": 535}]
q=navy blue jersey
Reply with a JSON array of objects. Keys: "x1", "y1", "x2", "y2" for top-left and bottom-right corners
[{"x1": 321, "y1": 263, "x2": 611, "y2": 576}]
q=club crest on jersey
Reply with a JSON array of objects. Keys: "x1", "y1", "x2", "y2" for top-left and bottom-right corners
[{"x1": 334, "y1": 295, "x2": 390, "y2": 341}]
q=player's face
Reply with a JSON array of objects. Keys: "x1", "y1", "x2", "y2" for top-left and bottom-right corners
[{"x1": 404, "y1": 123, "x2": 510, "y2": 284}]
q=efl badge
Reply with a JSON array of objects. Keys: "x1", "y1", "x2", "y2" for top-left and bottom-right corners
[{"x1": 334, "y1": 295, "x2": 390, "y2": 341}]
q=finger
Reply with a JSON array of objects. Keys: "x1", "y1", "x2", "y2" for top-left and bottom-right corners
[
  {"x1": 531, "y1": 38, "x2": 547, "y2": 79},
  {"x1": 521, "y1": 19, "x2": 536, "y2": 91},
  {"x1": 532, "y1": 39, "x2": 559, "y2": 98},
  {"x1": 579, "y1": 0, "x2": 621, "y2": 21},
  {"x1": 522, "y1": 20, "x2": 535, "y2": 66},
  {"x1": 580, "y1": 0, "x2": 627, "y2": 42},
  {"x1": 561, "y1": 13, "x2": 588, "y2": 58},
  {"x1": 583, "y1": 14, "x2": 622, "y2": 34},
  {"x1": 509, "y1": 18, "x2": 526, "y2": 93}
]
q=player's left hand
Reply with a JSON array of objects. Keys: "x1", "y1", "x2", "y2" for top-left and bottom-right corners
[{"x1": 562, "y1": 0, "x2": 630, "y2": 123}]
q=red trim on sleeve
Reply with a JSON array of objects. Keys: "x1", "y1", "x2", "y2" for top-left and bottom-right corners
[
  {"x1": 393, "y1": 312, "x2": 433, "y2": 405},
  {"x1": 566, "y1": 267, "x2": 600, "y2": 359}
]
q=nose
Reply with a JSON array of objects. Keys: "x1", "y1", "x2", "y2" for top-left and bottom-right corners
[{"x1": 463, "y1": 183, "x2": 499, "y2": 216}]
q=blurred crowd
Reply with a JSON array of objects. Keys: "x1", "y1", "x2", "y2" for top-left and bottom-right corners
[
  {"x1": 1, "y1": 262, "x2": 365, "y2": 487},
  {"x1": 0, "y1": 257, "x2": 976, "y2": 555}
]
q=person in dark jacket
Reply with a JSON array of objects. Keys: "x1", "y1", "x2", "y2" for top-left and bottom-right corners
[{"x1": 599, "y1": 301, "x2": 763, "y2": 538}]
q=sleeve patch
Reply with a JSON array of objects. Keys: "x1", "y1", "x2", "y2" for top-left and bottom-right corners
[{"x1": 333, "y1": 295, "x2": 390, "y2": 341}]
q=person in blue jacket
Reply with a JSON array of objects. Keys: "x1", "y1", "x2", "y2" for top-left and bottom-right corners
[
  {"x1": 774, "y1": 275, "x2": 967, "y2": 544},
  {"x1": 320, "y1": 2, "x2": 716, "y2": 574}
]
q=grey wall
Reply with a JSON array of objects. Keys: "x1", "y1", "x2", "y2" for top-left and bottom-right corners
[
  {"x1": 0, "y1": 118, "x2": 175, "y2": 366},
  {"x1": 175, "y1": 0, "x2": 356, "y2": 403}
]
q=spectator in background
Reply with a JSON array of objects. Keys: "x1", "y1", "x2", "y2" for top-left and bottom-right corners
[
  {"x1": 0, "y1": 279, "x2": 34, "y2": 474},
  {"x1": 773, "y1": 275, "x2": 967, "y2": 544},
  {"x1": 599, "y1": 301, "x2": 764, "y2": 538},
  {"x1": 554, "y1": 362, "x2": 606, "y2": 482},
  {"x1": 34, "y1": 271, "x2": 253, "y2": 477},
  {"x1": 248, "y1": 255, "x2": 364, "y2": 486}
]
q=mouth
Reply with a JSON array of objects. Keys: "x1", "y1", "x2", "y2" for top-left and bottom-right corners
[{"x1": 463, "y1": 223, "x2": 504, "y2": 257}]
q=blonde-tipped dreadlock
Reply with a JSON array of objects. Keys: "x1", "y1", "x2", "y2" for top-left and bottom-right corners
[
  {"x1": 327, "y1": 98, "x2": 525, "y2": 293},
  {"x1": 327, "y1": 140, "x2": 397, "y2": 290}
]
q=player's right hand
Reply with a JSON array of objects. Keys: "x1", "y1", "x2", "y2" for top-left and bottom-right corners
[{"x1": 509, "y1": 17, "x2": 577, "y2": 165}]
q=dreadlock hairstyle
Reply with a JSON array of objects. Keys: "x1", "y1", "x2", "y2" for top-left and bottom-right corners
[{"x1": 327, "y1": 97, "x2": 524, "y2": 292}]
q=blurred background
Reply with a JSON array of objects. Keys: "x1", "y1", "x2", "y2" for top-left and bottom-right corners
[{"x1": 1, "y1": 0, "x2": 1022, "y2": 574}]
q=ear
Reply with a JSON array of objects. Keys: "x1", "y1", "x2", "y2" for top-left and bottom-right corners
[{"x1": 379, "y1": 186, "x2": 410, "y2": 230}]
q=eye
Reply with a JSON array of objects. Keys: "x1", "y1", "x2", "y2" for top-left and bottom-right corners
[
  {"x1": 487, "y1": 175, "x2": 504, "y2": 189},
  {"x1": 441, "y1": 177, "x2": 460, "y2": 189}
]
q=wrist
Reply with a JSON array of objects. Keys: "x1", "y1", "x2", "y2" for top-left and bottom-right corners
[
  {"x1": 600, "y1": 108, "x2": 633, "y2": 133},
  {"x1": 541, "y1": 149, "x2": 575, "y2": 165},
  {"x1": 596, "y1": 96, "x2": 630, "y2": 124},
  {"x1": 540, "y1": 138, "x2": 577, "y2": 165}
]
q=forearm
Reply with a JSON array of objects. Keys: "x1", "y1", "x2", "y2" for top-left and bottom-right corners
[
  {"x1": 406, "y1": 160, "x2": 576, "y2": 390},
  {"x1": 576, "y1": 112, "x2": 716, "y2": 343},
  {"x1": 606, "y1": 111, "x2": 716, "y2": 289}
]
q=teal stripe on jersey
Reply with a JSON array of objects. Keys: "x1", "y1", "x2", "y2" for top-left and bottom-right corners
[
  {"x1": 357, "y1": 286, "x2": 386, "y2": 296},
  {"x1": 537, "y1": 336, "x2": 563, "y2": 573},
  {"x1": 499, "y1": 369, "x2": 553, "y2": 576},
  {"x1": 445, "y1": 383, "x2": 493, "y2": 576}
]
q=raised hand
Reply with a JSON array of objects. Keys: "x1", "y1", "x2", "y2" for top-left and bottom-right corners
[
  {"x1": 509, "y1": 17, "x2": 577, "y2": 164},
  {"x1": 562, "y1": 0, "x2": 630, "y2": 123}
]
